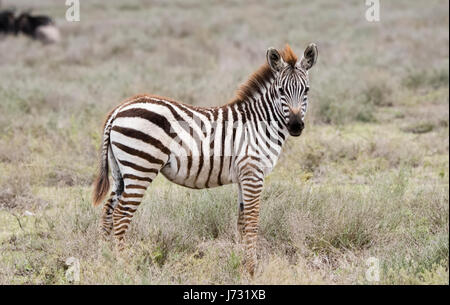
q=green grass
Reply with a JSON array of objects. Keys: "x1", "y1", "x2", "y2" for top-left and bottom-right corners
[{"x1": 0, "y1": 0, "x2": 448, "y2": 284}]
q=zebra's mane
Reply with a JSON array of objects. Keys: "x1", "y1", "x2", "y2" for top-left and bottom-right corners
[{"x1": 231, "y1": 44, "x2": 298, "y2": 105}]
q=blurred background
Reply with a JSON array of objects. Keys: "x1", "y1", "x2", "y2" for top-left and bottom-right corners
[{"x1": 0, "y1": 0, "x2": 448, "y2": 284}]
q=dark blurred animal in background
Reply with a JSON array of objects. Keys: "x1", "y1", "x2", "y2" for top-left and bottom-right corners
[
  {"x1": 0, "y1": 7, "x2": 60, "y2": 44},
  {"x1": 0, "y1": 9, "x2": 15, "y2": 35},
  {"x1": 14, "y1": 12, "x2": 60, "y2": 44}
]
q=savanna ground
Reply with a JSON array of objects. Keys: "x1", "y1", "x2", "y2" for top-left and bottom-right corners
[{"x1": 0, "y1": 0, "x2": 448, "y2": 284}]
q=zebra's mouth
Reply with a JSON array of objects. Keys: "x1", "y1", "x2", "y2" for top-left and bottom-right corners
[{"x1": 288, "y1": 128, "x2": 303, "y2": 137}]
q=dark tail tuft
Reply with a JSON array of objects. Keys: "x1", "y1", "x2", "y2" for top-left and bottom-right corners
[
  {"x1": 92, "y1": 162, "x2": 110, "y2": 206},
  {"x1": 92, "y1": 119, "x2": 113, "y2": 206}
]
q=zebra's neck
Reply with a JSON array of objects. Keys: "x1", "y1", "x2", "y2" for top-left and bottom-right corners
[
  {"x1": 225, "y1": 62, "x2": 289, "y2": 147},
  {"x1": 216, "y1": 73, "x2": 289, "y2": 175}
]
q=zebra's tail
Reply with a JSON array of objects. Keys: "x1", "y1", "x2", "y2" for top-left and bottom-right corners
[{"x1": 92, "y1": 118, "x2": 113, "y2": 206}]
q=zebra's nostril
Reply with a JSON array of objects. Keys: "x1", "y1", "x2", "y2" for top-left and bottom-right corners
[
  {"x1": 287, "y1": 112, "x2": 304, "y2": 136},
  {"x1": 290, "y1": 122, "x2": 302, "y2": 130}
]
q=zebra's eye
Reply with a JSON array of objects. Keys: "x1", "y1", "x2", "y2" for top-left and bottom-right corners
[
  {"x1": 304, "y1": 87, "x2": 310, "y2": 94},
  {"x1": 278, "y1": 87, "x2": 285, "y2": 95}
]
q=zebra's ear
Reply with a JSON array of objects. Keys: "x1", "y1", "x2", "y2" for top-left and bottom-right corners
[
  {"x1": 266, "y1": 47, "x2": 286, "y2": 72},
  {"x1": 299, "y1": 43, "x2": 318, "y2": 71}
]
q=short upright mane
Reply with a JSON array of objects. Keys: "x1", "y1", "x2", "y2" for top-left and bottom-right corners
[{"x1": 231, "y1": 44, "x2": 298, "y2": 104}]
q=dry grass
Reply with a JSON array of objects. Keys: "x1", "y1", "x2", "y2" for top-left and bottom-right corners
[{"x1": 0, "y1": 0, "x2": 448, "y2": 284}]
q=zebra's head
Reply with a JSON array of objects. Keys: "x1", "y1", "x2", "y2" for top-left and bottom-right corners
[{"x1": 266, "y1": 44, "x2": 318, "y2": 137}]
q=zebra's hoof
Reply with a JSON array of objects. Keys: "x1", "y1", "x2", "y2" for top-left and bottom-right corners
[
  {"x1": 114, "y1": 238, "x2": 126, "y2": 252},
  {"x1": 243, "y1": 258, "x2": 256, "y2": 277},
  {"x1": 246, "y1": 263, "x2": 255, "y2": 277}
]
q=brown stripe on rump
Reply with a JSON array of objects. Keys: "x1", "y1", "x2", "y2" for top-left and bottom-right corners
[
  {"x1": 122, "y1": 174, "x2": 153, "y2": 183},
  {"x1": 118, "y1": 199, "x2": 142, "y2": 206},
  {"x1": 112, "y1": 141, "x2": 164, "y2": 165},
  {"x1": 121, "y1": 192, "x2": 144, "y2": 198},
  {"x1": 118, "y1": 159, "x2": 159, "y2": 174},
  {"x1": 111, "y1": 126, "x2": 171, "y2": 155},
  {"x1": 126, "y1": 184, "x2": 148, "y2": 190},
  {"x1": 115, "y1": 108, "x2": 179, "y2": 139}
]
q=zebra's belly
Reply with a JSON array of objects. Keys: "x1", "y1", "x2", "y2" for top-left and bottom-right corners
[{"x1": 160, "y1": 155, "x2": 236, "y2": 189}]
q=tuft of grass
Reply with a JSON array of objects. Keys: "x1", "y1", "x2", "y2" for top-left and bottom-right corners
[
  {"x1": 361, "y1": 83, "x2": 393, "y2": 107},
  {"x1": 314, "y1": 93, "x2": 377, "y2": 125},
  {"x1": 402, "y1": 68, "x2": 449, "y2": 90},
  {"x1": 403, "y1": 122, "x2": 434, "y2": 134}
]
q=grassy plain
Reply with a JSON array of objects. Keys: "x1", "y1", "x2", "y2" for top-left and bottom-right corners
[{"x1": 0, "y1": 0, "x2": 448, "y2": 284}]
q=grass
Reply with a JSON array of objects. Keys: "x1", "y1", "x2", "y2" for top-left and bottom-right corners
[{"x1": 0, "y1": 0, "x2": 448, "y2": 284}]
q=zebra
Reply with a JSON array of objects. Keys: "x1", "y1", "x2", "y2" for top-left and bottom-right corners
[{"x1": 92, "y1": 44, "x2": 318, "y2": 275}]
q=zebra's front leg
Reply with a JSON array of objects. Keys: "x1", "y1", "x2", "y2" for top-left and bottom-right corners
[
  {"x1": 237, "y1": 184, "x2": 245, "y2": 242},
  {"x1": 239, "y1": 174, "x2": 264, "y2": 276}
]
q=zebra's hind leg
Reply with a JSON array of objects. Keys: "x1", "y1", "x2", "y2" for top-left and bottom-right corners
[
  {"x1": 101, "y1": 191, "x2": 120, "y2": 238},
  {"x1": 112, "y1": 172, "x2": 156, "y2": 250},
  {"x1": 101, "y1": 150, "x2": 124, "y2": 238}
]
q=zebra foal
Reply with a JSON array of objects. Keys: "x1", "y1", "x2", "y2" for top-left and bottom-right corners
[{"x1": 92, "y1": 44, "x2": 318, "y2": 275}]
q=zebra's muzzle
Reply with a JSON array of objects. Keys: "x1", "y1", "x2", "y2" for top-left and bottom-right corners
[{"x1": 287, "y1": 112, "x2": 304, "y2": 137}]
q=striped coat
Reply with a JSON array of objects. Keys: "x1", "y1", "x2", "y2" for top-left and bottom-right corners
[{"x1": 93, "y1": 44, "x2": 318, "y2": 275}]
